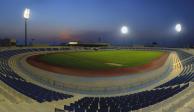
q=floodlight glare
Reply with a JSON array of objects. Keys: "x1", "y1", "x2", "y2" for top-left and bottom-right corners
[
  {"x1": 24, "y1": 8, "x2": 30, "y2": 19},
  {"x1": 121, "y1": 26, "x2": 128, "y2": 34},
  {"x1": 69, "y1": 41, "x2": 78, "y2": 45},
  {"x1": 175, "y1": 24, "x2": 182, "y2": 33}
]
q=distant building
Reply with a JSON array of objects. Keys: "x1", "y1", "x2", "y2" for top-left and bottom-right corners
[
  {"x1": 0, "y1": 38, "x2": 16, "y2": 46},
  {"x1": 67, "y1": 41, "x2": 110, "y2": 47}
]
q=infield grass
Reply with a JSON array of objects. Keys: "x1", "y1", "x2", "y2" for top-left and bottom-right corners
[{"x1": 37, "y1": 50, "x2": 164, "y2": 70}]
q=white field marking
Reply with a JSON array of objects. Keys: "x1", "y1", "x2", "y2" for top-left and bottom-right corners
[{"x1": 106, "y1": 63, "x2": 123, "y2": 67}]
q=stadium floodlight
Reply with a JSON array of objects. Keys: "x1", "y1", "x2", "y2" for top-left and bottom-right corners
[
  {"x1": 121, "y1": 26, "x2": 129, "y2": 34},
  {"x1": 68, "y1": 41, "x2": 78, "y2": 45},
  {"x1": 175, "y1": 23, "x2": 182, "y2": 33},
  {"x1": 24, "y1": 8, "x2": 30, "y2": 19},
  {"x1": 23, "y1": 8, "x2": 30, "y2": 46},
  {"x1": 120, "y1": 26, "x2": 129, "y2": 46}
]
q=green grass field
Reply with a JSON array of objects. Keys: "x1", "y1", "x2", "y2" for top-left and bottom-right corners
[{"x1": 37, "y1": 50, "x2": 164, "y2": 70}]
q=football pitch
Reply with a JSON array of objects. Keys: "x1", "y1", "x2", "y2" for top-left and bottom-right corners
[{"x1": 37, "y1": 50, "x2": 164, "y2": 70}]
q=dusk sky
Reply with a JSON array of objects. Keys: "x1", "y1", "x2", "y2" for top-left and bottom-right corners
[{"x1": 0, "y1": 0, "x2": 194, "y2": 47}]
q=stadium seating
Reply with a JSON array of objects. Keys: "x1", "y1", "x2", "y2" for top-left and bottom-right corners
[
  {"x1": 62, "y1": 49, "x2": 194, "y2": 112},
  {"x1": 0, "y1": 48, "x2": 73, "y2": 103},
  {"x1": 156, "y1": 65, "x2": 193, "y2": 88},
  {"x1": 0, "y1": 47, "x2": 193, "y2": 112},
  {"x1": 156, "y1": 51, "x2": 194, "y2": 88},
  {"x1": 63, "y1": 84, "x2": 189, "y2": 112},
  {"x1": 176, "y1": 50, "x2": 192, "y2": 61}
]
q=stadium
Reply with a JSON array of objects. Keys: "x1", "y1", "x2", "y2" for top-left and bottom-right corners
[
  {"x1": 1, "y1": 1, "x2": 194, "y2": 112},
  {"x1": 1, "y1": 46, "x2": 194, "y2": 112}
]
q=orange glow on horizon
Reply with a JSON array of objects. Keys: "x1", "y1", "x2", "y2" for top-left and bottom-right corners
[{"x1": 59, "y1": 32, "x2": 73, "y2": 41}]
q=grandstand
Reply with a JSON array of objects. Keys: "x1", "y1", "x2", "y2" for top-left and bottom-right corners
[{"x1": 0, "y1": 47, "x2": 194, "y2": 112}]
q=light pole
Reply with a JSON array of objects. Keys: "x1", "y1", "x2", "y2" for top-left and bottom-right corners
[
  {"x1": 175, "y1": 23, "x2": 182, "y2": 48},
  {"x1": 120, "y1": 26, "x2": 129, "y2": 47},
  {"x1": 23, "y1": 8, "x2": 30, "y2": 46}
]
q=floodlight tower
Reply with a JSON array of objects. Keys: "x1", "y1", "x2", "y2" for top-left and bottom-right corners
[
  {"x1": 175, "y1": 23, "x2": 182, "y2": 47},
  {"x1": 23, "y1": 8, "x2": 30, "y2": 46},
  {"x1": 120, "y1": 26, "x2": 129, "y2": 46}
]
